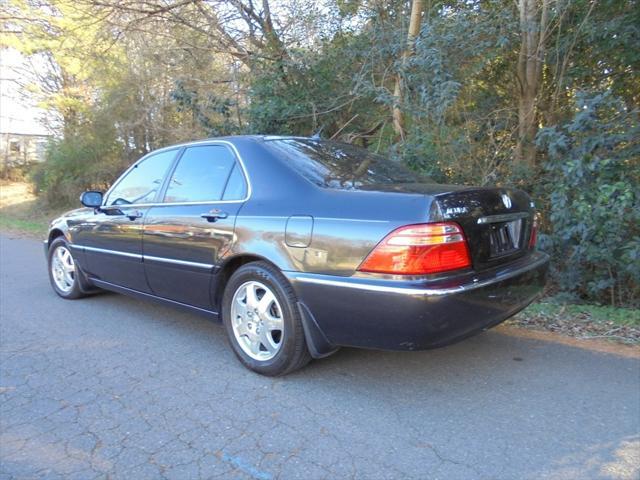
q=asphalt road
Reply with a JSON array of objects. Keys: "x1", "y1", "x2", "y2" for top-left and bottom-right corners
[{"x1": 1, "y1": 234, "x2": 639, "y2": 480}]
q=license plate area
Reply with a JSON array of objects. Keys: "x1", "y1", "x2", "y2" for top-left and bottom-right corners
[{"x1": 489, "y1": 219, "x2": 523, "y2": 257}]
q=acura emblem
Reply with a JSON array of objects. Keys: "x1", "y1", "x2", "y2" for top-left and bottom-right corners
[{"x1": 501, "y1": 193, "x2": 512, "y2": 209}]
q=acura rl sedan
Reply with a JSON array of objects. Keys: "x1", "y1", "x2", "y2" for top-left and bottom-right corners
[{"x1": 45, "y1": 136, "x2": 549, "y2": 375}]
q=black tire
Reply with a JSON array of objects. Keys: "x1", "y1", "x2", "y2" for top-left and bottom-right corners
[
  {"x1": 222, "y1": 261, "x2": 311, "y2": 376},
  {"x1": 47, "y1": 237, "x2": 87, "y2": 299}
]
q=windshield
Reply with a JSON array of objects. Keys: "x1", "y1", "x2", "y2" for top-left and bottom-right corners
[{"x1": 263, "y1": 138, "x2": 425, "y2": 189}]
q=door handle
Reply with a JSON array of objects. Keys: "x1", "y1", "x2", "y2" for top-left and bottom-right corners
[
  {"x1": 126, "y1": 210, "x2": 143, "y2": 221},
  {"x1": 200, "y1": 209, "x2": 228, "y2": 222}
]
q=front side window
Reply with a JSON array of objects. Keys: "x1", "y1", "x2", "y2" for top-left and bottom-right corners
[
  {"x1": 106, "y1": 149, "x2": 177, "y2": 205},
  {"x1": 163, "y1": 145, "x2": 238, "y2": 203}
]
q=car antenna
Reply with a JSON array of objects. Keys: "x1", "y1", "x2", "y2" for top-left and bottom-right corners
[{"x1": 311, "y1": 127, "x2": 323, "y2": 140}]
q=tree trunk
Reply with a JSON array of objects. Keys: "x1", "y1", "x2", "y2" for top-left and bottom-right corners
[
  {"x1": 515, "y1": 0, "x2": 549, "y2": 168},
  {"x1": 392, "y1": 0, "x2": 424, "y2": 140}
]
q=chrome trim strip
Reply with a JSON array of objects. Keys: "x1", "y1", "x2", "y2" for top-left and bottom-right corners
[
  {"x1": 477, "y1": 212, "x2": 530, "y2": 224},
  {"x1": 295, "y1": 276, "x2": 462, "y2": 296},
  {"x1": 144, "y1": 255, "x2": 213, "y2": 270},
  {"x1": 315, "y1": 217, "x2": 390, "y2": 223},
  {"x1": 83, "y1": 245, "x2": 142, "y2": 259},
  {"x1": 96, "y1": 200, "x2": 245, "y2": 208},
  {"x1": 230, "y1": 215, "x2": 288, "y2": 220},
  {"x1": 103, "y1": 140, "x2": 252, "y2": 207},
  {"x1": 137, "y1": 200, "x2": 245, "y2": 207},
  {"x1": 237, "y1": 216, "x2": 390, "y2": 223},
  {"x1": 292, "y1": 254, "x2": 548, "y2": 296},
  {"x1": 77, "y1": 245, "x2": 213, "y2": 269}
]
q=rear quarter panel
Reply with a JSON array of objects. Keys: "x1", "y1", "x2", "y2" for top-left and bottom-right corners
[{"x1": 226, "y1": 137, "x2": 435, "y2": 275}]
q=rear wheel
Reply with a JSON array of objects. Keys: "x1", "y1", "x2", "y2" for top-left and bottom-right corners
[
  {"x1": 222, "y1": 261, "x2": 311, "y2": 376},
  {"x1": 48, "y1": 237, "x2": 86, "y2": 299}
]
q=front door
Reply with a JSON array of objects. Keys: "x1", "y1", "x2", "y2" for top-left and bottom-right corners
[
  {"x1": 143, "y1": 144, "x2": 249, "y2": 309},
  {"x1": 75, "y1": 148, "x2": 179, "y2": 292}
]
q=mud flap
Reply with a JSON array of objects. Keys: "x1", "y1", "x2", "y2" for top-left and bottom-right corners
[{"x1": 297, "y1": 302, "x2": 339, "y2": 359}]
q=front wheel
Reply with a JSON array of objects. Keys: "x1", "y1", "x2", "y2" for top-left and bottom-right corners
[
  {"x1": 48, "y1": 237, "x2": 86, "y2": 299},
  {"x1": 222, "y1": 261, "x2": 311, "y2": 376}
]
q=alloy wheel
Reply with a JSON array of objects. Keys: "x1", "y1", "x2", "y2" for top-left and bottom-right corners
[
  {"x1": 230, "y1": 280, "x2": 284, "y2": 361},
  {"x1": 51, "y1": 245, "x2": 76, "y2": 293}
]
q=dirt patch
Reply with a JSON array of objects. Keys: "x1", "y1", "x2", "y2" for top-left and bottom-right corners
[
  {"x1": 0, "y1": 181, "x2": 36, "y2": 207},
  {"x1": 496, "y1": 325, "x2": 640, "y2": 359},
  {"x1": 507, "y1": 302, "x2": 640, "y2": 346}
]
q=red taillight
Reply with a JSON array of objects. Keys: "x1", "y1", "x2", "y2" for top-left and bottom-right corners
[
  {"x1": 357, "y1": 222, "x2": 471, "y2": 275},
  {"x1": 529, "y1": 216, "x2": 538, "y2": 249}
]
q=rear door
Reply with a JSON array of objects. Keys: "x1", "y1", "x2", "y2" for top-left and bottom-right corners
[
  {"x1": 142, "y1": 143, "x2": 249, "y2": 309},
  {"x1": 76, "y1": 148, "x2": 178, "y2": 292}
]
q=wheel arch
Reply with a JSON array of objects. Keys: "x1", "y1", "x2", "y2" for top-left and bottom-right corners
[
  {"x1": 212, "y1": 253, "x2": 277, "y2": 313},
  {"x1": 47, "y1": 227, "x2": 98, "y2": 294},
  {"x1": 47, "y1": 228, "x2": 66, "y2": 249},
  {"x1": 212, "y1": 253, "x2": 338, "y2": 359}
]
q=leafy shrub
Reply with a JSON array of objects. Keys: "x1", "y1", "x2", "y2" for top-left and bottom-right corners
[
  {"x1": 32, "y1": 124, "x2": 127, "y2": 207},
  {"x1": 537, "y1": 92, "x2": 640, "y2": 306},
  {"x1": 1, "y1": 163, "x2": 33, "y2": 182}
]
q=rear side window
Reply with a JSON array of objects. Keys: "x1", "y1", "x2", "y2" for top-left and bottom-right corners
[
  {"x1": 263, "y1": 138, "x2": 424, "y2": 190},
  {"x1": 163, "y1": 145, "x2": 237, "y2": 203},
  {"x1": 107, "y1": 149, "x2": 177, "y2": 205},
  {"x1": 222, "y1": 164, "x2": 248, "y2": 200}
]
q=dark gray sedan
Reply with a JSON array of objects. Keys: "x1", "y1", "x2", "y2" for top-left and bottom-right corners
[{"x1": 45, "y1": 136, "x2": 548, "y2": 375}]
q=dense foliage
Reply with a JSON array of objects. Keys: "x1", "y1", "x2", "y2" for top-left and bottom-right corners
[
  {"x1": 537, "y1": 92, "x2": 639, "y2": 306},
  {"x1": 2, "y1": 0, "x2": 638, "y2": 306}
]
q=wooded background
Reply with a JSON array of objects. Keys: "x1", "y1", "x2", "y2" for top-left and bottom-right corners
[{"x1": 2, "y1": 0, "x2": 638, "y2": 307}]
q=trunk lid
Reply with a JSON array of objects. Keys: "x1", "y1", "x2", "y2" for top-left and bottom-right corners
[{"x1": 432, "y1": 187, "x2": 535, "y2": 271}]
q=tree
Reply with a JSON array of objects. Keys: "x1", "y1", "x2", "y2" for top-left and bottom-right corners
[
  {"x1": 515, "y1": 0, "x2": 550, "y2": 168},
  {"x1": 392, "y1": 0, "x2": 423, "y2": 140},
  {"x1": 3, "y1": 0, "x2": 639, "y2": 305},
  {"x1": 2, "y1": 0, "x2": 111, "y2": 137}
]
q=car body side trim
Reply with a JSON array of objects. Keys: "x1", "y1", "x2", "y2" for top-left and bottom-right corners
[
  {"x1": 77, "y1": 247, "x2": 547, "y2": 296},
  {"x1": 236, "y1": 216, "x2": 390, "y2": 223},
  {"x1": 144, "y1": 255, "x2": 214, "y2": 270},
  {"x1": 74, "y1": 245, "x2": 214, "y2": 269},
  {"x1": 314, "y1": 217, "x2": 390, "y2": 223},
  {"x1": 290, "y1": 253, "x2": 549, "y2": 296},
  {"x1": 82, "y1": 245, "x2": 142, "y2": 260}
]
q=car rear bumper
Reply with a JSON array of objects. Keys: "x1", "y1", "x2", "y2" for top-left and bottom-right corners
[{"x1": 286, "y1": 251, "x2": 549, "y2": 351}]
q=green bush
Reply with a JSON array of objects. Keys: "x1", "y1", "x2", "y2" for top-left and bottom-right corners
[
  {"x1": 537, "y1": 92, "x2": 640, "y2": 307},
  {"x1": 32, "y1": 126, "x2": 127, "y2": 207}
]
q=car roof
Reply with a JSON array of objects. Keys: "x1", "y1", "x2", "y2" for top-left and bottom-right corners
[
  {"x1": 176, "y1": 135, "x2": 319, "y2": 145},
  {"x1": 148, "y1": 135, "x2": 334, "y2": 155}
]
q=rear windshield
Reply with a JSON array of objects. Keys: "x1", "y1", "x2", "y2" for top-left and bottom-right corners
[{"x1": 263, "y1": 138, "x2": 424, "y2": 189}]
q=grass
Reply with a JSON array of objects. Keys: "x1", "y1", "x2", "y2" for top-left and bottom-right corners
[
  {"x1": 523, "y1": 302, "x2": 640, "y2": 327},
  {"x1": 0, "y1": 214, "x2": 51, "y2": 236}
]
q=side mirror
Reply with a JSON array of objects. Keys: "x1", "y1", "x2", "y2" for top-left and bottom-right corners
[{"x1": 80, "y1": 191, "x2": 103, "y2": 208}]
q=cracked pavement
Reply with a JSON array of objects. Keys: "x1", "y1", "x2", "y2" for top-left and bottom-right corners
[{"x1": 1, "y1": 234, "x2": 639, "y2": 480}]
